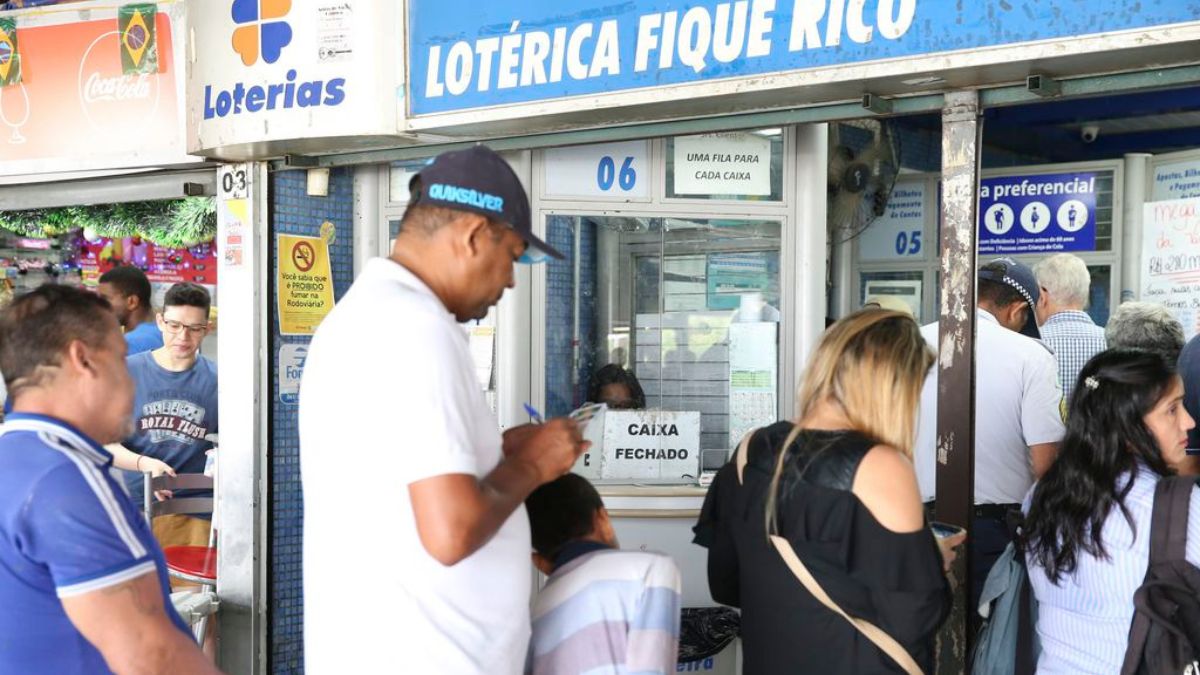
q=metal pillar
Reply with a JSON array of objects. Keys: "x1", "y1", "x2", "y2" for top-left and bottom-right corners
[
  {"x1": 1121, "y1": 153, "x2": 1152, "y2": 302},
  {"x1": 793, "y1": 124, "x2": 830, "y2": 370},
  {"x1": 934, "y1": 91, "x2": 981, "y2": 672},
  {"x1": 215, "y1": 162, "x2": 270, "y2": 674},
  {"x1": 351, "y1": 165, "x2": 381, "y2": 278}
]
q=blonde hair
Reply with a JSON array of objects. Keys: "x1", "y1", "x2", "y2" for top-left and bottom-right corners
[{"x1": 765, "y1": 309, "x2": 934, "y2": 534}]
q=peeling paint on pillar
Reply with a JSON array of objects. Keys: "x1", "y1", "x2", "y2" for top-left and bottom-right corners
[{"x1": 934, "y1": 90, "x2": 981, "y2": 674}]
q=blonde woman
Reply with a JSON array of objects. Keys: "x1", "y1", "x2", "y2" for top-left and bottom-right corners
[{"x1": 694, "y1": 310, "x2": 955, "y2": 673}]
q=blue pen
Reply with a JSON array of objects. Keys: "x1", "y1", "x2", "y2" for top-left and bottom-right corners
[{"x1": 523, "y1": 403, "x2": 544, "y2": 424}]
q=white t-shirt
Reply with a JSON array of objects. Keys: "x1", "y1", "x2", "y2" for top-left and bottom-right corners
[
  {"x1": 299, "y1": 258, "x2": 531, "y2": 675},
  {"x1": 915, "y1": 309, "x2": 1065, "y2": 504}
]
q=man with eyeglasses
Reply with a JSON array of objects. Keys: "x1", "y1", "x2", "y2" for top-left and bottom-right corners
[{"x1": 115, "y1": 282, "x2": 217, "y2": 552}]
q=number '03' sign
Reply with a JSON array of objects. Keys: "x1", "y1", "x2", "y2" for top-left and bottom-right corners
[
  {"x1": 543, "y1": 141, "x2": 650, "y2": 199},
  {"x1": 219, "y1": 164, "x2": 251, "y2": 200}
]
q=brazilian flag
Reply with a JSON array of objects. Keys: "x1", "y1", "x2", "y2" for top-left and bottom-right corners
[
  {"x1": 0, "y1": 18, "x2": 20, "y2": 87},
  {"x1": 119, "y1": 3, "x2": 158, "y2": 75}
]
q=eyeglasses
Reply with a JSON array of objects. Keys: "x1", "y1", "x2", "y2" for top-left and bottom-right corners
[{"x1": 162, "y1": 319, "x2": 208, "y2": 335}]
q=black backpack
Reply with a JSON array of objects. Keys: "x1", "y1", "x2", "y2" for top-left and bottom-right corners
[{"x1": 1120, "y1": 476, "x2": 1200, "y2": 675}]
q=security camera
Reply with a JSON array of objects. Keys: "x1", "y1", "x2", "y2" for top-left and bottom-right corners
[{"x1": 1081, "y1": 124, "x2": 1099, "y2": 143}]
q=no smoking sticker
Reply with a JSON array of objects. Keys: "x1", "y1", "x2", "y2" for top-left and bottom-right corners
[
  {"x1": 277, "y1": 234, "x2": 335, "y2": 336},
  {"x1": 292, "y1": 241, "x2": 316, "y2": 272}
]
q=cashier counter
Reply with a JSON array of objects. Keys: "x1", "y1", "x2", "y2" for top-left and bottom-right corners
[{"x1": 601, "y1": 483, "x2": 740, "y2": 673}]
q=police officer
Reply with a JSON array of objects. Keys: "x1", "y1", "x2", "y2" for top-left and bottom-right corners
[{"x1": 914, "y1": 257, "x2": 1065, "y2": 615}]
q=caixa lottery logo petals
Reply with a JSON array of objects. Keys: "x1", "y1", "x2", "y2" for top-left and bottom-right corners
[
  {"x1": 203, "y1": 0, "x2": 346, "y2": 120},
  {"x1": 231, "y1": 0, "x2": 292, "y2": 66}
]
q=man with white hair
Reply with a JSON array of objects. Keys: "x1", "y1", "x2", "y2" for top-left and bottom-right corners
[
  {"x1": 1105, "y1": 301, "x2": 1186, "y2": 366},
  {"x1": 1033, "y1": 253, "x2": 1106, "y2": 401}
]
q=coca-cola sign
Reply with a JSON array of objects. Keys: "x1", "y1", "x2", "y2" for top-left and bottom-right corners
[
  {"x1": 1, "y1": 5, "x2": 185, "y2": 176},
  {"x1": 77, "y1": 31, "x2": 161, "y2": 131},
  {"x1": 83, "y1": 72, "x2": 152, "y2": 103}
]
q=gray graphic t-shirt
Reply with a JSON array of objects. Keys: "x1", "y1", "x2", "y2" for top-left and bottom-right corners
[{"x1": 122, "y1": 351, "x2": 218, "y2": 505}]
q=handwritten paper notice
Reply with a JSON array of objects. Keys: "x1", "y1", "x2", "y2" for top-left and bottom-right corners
[{"x1": 1141, "y1": 199, "x2": 1200, "y2": 340}]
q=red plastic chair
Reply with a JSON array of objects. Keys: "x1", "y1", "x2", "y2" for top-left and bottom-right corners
[{"x1": 144, "y1": 472, "x2": 218, "y2": 639}]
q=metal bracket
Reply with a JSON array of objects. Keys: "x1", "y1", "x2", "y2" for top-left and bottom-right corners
[
  {"x1": 283, "y1": 154, "x2": 320, "y2": 168},
  {"x1": 861, "y1": 93, "x2": 893, "y2": 115},
  {"x1": 182, "y1": 182, "x2": 207, "y2": 197},
  {"x1": 1026, "y1": 73, "x2": 1062, "y2": 98}
]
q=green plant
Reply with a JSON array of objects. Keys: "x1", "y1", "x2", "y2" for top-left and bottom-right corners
[{"x1": 0, "y1": 198, "x2": 216, "y2": 246}]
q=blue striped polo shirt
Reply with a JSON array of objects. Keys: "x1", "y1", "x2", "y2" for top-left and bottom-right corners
[{"x1": 0, "y1": 413, "x2": 190, "y2": 674}]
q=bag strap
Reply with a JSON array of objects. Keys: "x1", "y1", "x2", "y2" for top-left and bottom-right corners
[
  {"x1": 1015, "y1": 556, "x2": 1037, "y2": 675},
  {"x1": 1119, "y1": 474, "x2": 1195, "y2": 675},
  {"x1": 1149, "y1": 475, "x2": 1193, "y2": 565},
  {"x1": 770, "y1": 534, "x2": 924, "y2": 675},
  {"x1": 735, "y1": 430, "x2": 752, "y2": 485},
  {"x1": 736, "y1": 428, "x2": 922, "y2": 675}
]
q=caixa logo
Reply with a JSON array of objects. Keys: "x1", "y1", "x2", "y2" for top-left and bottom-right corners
[{"x1": 203, "y1": 0, "x2": 346, "y2": 120}]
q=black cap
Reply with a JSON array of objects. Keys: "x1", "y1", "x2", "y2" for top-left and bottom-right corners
[
  {"x1": 409, "y1": 145, "x2": 564, "y2": 261},
  {"x1": 979, "y1": 256, "x2": 1041, "y2": 339}
]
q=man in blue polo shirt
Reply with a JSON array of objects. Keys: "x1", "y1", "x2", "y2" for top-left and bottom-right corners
[{"x1": 0, "y1": 284, "x2": 217, "y2": 674}]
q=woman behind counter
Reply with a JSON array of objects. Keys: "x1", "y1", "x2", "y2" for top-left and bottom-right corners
[{"x1": 694, "y1": 309, "x2": 953, "y2": 673}]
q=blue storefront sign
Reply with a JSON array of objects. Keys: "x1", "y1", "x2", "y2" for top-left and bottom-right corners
[
  {"x1": 407, "y1": 0, "x2": 1200, "y2": 115},
  {"x1": 978, "y1": 172, "x2": 1098, "y2": 255}
]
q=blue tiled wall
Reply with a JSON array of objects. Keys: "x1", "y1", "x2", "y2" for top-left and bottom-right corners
[
  {"x1": 545, "y1": 216, "x2": 598, "y2": 418},
  {"x1": 269, "y1": 169, "x2": 354, "y2": 674}
]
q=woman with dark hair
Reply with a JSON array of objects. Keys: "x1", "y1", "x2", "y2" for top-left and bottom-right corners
[
  {"x1": 1021, "y1": 349, "x2": 1200, "y2": 673},
  {"x1": 588, "y1": 364, "x2": 646, "y2": 410}
]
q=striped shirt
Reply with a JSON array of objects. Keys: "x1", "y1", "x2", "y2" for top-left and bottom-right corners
[
  {"x1": 1038, "y1": 310, "x2": 1107, "y2": 402},
  {"x1": 529, "y1": 548, "x2": 682, "y2": 675},
  {"x1": 1024, "y1": 466, "x2": 1200, "y2": 674}
]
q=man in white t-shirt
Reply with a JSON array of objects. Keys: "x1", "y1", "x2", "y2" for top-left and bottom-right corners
[
  {"x1": 300, "y1": 146, "x2": 588, "y2": 674},
  {"x1": 914, "y1": 257, "x2": 1065, "y2": 615}
]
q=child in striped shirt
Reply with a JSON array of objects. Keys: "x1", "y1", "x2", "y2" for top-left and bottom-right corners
[{"x1": 525, "y1": 474, "x2": 682, "y2": 675}]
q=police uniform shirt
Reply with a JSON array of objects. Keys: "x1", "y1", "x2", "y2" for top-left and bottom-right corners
[{"x1": 914, "y1": 309, "x2": 1066, "y2": 504}]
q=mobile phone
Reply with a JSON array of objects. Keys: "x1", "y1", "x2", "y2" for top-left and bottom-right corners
[
  {"x1": 930, "y1": 521, "x2": 966, "y2": 540},
  {"x1": 569, "y1": 402, "x2": 607, "y2": 427}
]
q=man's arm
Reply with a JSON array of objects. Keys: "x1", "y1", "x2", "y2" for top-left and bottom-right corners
[
  {"x1": 61, "y1": 572, "x2": 219, "y2": 675},
  {"x1": 410, "y1": 418, "x2": 584, "y2": 566},
  {"x1": 1022, "y1": 349, "x2": 1067, "y2": 480},
  {"x1": 1030, "y1": 442, "x2": 1060, "y2": 479}
]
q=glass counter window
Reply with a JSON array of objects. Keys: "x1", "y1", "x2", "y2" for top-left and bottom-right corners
[{"x1": 544, "y1": 215, "x2": 783, "y2": 484}]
